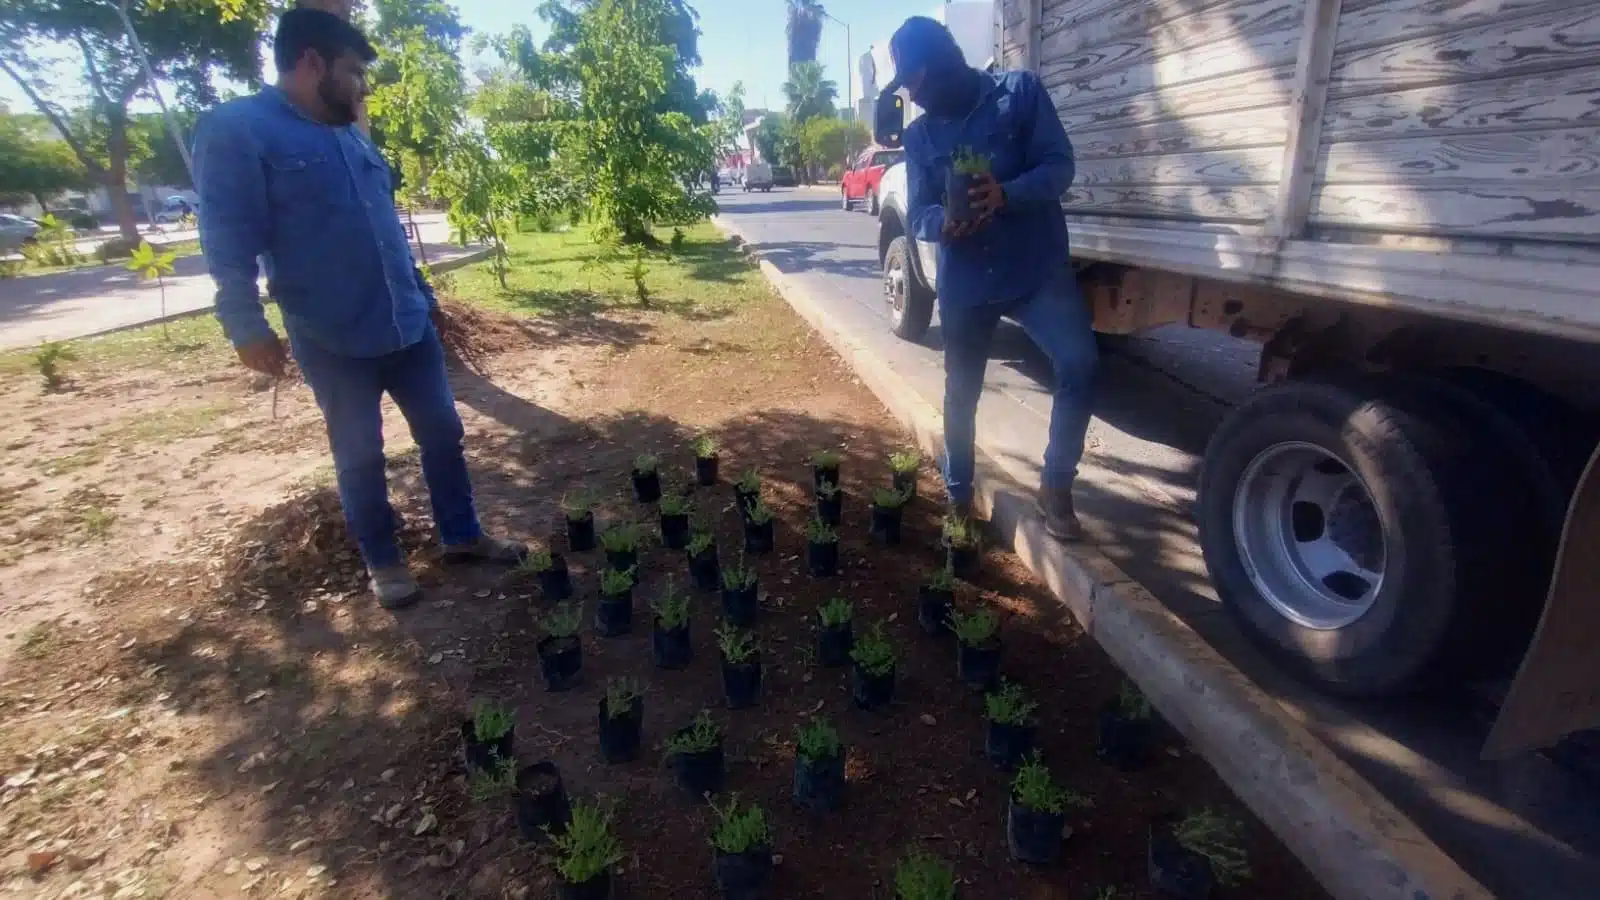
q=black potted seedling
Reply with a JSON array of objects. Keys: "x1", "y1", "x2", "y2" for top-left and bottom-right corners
[
  {"x1": 735, "y1": 469, "x2": 762, "y2": 520},
  {"x1": 815, "y1": 478, "x2": 843, "y2": 527},
  {"x1": 815, "y1": 597, "x2": 854, "y2": 667},
  {"x1": 693, "y1": 434, "x2": 720, "y2": 485},
  {"x1": 869, "y1": 486, "x2": 911, "y2": 545},
  {"x1": 595, "y1": 567, "x2": 636, "y2": 637},
  {"x1": 888, "y1": 449, "x2": 922, "y2": 500},
  {"x1": 811, "y1": 447, "x2": 842, "y2": 491},
  {"x1": 720, "y1": 558, "x2": 760, "y2": 626},
  {"x1": 551, "y1": 800, "x2": 625, "y2": 900},
  {"x1": 710, "y1": 794, "x2": 772, "y2": 900},
  {"x1": 687, "y1": 529, "x2": 721, "y2": 592},
  {"x1": 598, "y1": 677, "x2": 644, "y2": 764},
  {"x1": 942, "y1": 515, "x2": 982, "y2": 580},
  {"x1": 983, "y1": 680, "x2": 1039, "y2": 771},
  {"x1": 651, "y1": 579, "x2": 693, "y2": 670},
  {"x1": 1150, "y1": 808, "x2": 1250, "y2": 899},
  {"x1": 632, "y1": 453, "x2": 662, "y2": 503},
  {"x1": 743, "y1": 500, "x2": 775, "y2": 554},
  {"x1": 850, "y1": 621, "x2": 897, "y2": 711},
  {"x1": 947, "y1": 146, "x2": 991, "y2": 222},
  {"x1": 537, "y1": 601, "x2": 585, "y2": 692},
  {"x1": 792, "y1": 716, "x2": 844, "y2": 813},
  {"x1": 1098, "y1": 681, "x2": 1155, "y2": 770},
  {"x1": 950, "y1": 607, "x2": 1001, "y2": 692},
  {"x1": 461, "y1": 698, "x2": 516, "y2": 773},
  {"x1": 717, "y1": 624, "x2": 762, "y2": 709},
  {"x1": 515, "y1": 760, "x2": 572, "y2": 841},
  {"x1": 894, "y1": 849, "x2": 956, "y2": 900},
  {"x1": 666, "y1": 709, "x2": 725, "y2": 798},
  {"x1": 516, "y1": 547, "x2": 572, "y2": 602},
  {"x1": 659, "y1": 491, "x2": 693, "y2": 549},
  {"x1": 468, "y1": 756, "x2": 517, "y2": 804},
  {"x1": 563, "y1": 490, "x2": 598, "y2": 553},
  {"x1": 1008, "y1": 751, "x2": 1091, "y2": 866},
  {"x1": 599, "y1": 523, "x2": 642, "y2": 582},
  {"x1": 918, "y1": 566, "x2": 956, "y2": 636},
  {"x1": 806, "y1": 517, "x2": 840, "y2": 577}
]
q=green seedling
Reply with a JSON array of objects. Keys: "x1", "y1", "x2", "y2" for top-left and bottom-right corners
[
  {"x1": 600, "y1": 567, "x2": 635, "y2": 597},
  {"x1": 942, "y1": 514, "x2": 978, "y2": 549},
  {"x1": 850, "y1": 622, "x2": 896, "y2": 677},
  {"x1": 33, "y1": 341, "x2": 76, "y2": 392},
  {"x1": 949, "y1": 607, "x2": 999, "y2": 647},
  {"x1": 651, "y1": 579, "x2": 691, "y2": 629},
  {"x1": 924, "y1": 566, "x2": 956, "y2": 592},
  {"x1": 1094, "y1": 888, "x2": 1120, "y2": 900},
  {"x1": 872, "y1": 485, "x2": 911, "y2": 509},
  {"x1": 894, "y1": 849, "x2": 955, "y2": 900},
  {"x1": 469, "y1": 756, "x2": 516, "y2": 802},
  {"x1": 515, "y1": 547, "x2": 555, "y2": 575},
  {"x1": 603, "y1": 677, "x2": 643, "y2": 719},
  {"x1": 659, "y1": 491, "x2": 692, "y2": 516},
  {"x1": 985, "y1": 679, "x2": 1038, "y2": 726},
  {"x1": 551, "y1": 801, "x2": 625, "y2": 884},
  {"x1": 806, "y1": 517, "x2": 838, "y2": 544},
  {"x1": 1012, "y1": 751, "x2": 1090, "y2": 814},
  {"x1": 889, "y1": 450, "x2": 922, "y2": 474},
  {"x1": 1116, "y1": 681, "x2": 1153, "y2": 720},
  {"x1": 709, "y1": 794, "x2": 769, "y2": 855},
  {"x1": 1173, "y1": 808, "x2": 1251, "y2": 886},
  {"x1": 633, "y1": 453, "x2": 659, "y2": 474},
  {"x1": 811, "y1": 448, "x2": 842, "y2": 469},
  {"x1": 692, "y1": 434, "x2": 716, "y2": 459},
  {"x1": 716, "y1": 624, "x2": 758, "y2": 664},
  {"x1": 720, "y1": 558, "x2": 758, "y2": 591},
  {"x1": 795, "y1": 716, "x2": 841, "y2": 761},
  {"x1": 666, "y1": 709, "x2": 721, "y2": 755},
  {"x1": 599, "y1": 523, "x2": 641, "y2": 554},
  {"x1": 816, "y1": 478, "x2": 841, "y2": 498},
  {"x1": 952, "y1": 145, "x2": 992, "y2": 176},
  {"x1": 736, "y1": 468, "x2": 762, "y2": 494},
  {"x1": 746, "y1": 500, "x2": 775, "y2": 525},
  {"x1": 562, "y1": 489, "x2": 597, "y2": 519},
  {"x1": 818, "y1": 597, "x2": 853, "y2": 627},
  {"x1": 539, "y1": 601, "x2": 583, "y2": 638},
  {"x1": 686, "y1": 531, "x2": 715, "y2": 557},
  {"x1": 471, "y1": 698, "x2": 513, "y2": 743},
  {"x1": 126, "y1": 241, "x2": 179, "y2": 341}
]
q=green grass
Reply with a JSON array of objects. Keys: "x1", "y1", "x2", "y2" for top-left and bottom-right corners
[
  {"x1": 12, "y1": 239, "x2": 202, "y2": 278},
  {"x1": 0, "y1": 305, "x2": 281, "y2": 380}
]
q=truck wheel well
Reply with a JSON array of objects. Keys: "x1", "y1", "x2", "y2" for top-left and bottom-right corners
[{"x1": 878, "y1": 210, "x2": 905, "y2": 266}]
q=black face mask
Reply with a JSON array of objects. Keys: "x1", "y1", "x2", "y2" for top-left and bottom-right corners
[{"x1": 917, "y1": 64, "x2": 978, "y2": 119}]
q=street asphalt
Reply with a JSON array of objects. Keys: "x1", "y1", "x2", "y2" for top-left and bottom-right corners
[{"x1": 714, "y1": 186, "x2": 1600, "y2": 900}]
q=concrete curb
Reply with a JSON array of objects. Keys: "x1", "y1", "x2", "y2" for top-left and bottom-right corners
[{"x1": 715, "y1": 215, "x2": 1492, "y2": 900}]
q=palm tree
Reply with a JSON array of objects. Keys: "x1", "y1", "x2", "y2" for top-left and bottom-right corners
[
  {"x1": 786, "y1": 0, "x2": 825, "y2": 67},
  {"x1": 783, "y1": 61, "x2": 838, "y2": 124}
]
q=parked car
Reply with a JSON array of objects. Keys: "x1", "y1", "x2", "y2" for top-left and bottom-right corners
[
  {"x1": 153, "y1": 195, "x2": 198, "y2": 225},
  {"x1": 771, "y1": 166, "x2": 797, "y2": 188},
  {"x1": 840, "y1": 147, "x2": 904, "y2": 215},
  {"x1": 0, "y1": 213, "x2": 40, "y2": 253},
  {"x1": 744, "y1": 161, "x2": 774, "y2": 192}
]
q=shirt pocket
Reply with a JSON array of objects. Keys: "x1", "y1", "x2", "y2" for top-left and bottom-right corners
[{"x1": 264, "y1": 152, "x2": 335, "y2": 218}]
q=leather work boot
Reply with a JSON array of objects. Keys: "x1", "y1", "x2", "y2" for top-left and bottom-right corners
[
  {"x1": 1040, "y1": 485, "x2": 1085, "y2": 542},
  {"x1": 370, "y1": 564, "x2": 422, "y2": 609},
  {"x1": 443, "y1": 533, "x2": 531, "y2": 565}
]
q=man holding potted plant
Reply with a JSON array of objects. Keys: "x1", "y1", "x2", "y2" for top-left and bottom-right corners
[{"x1": 884, "y1": 16, "x2": 1096, "y2": 541}]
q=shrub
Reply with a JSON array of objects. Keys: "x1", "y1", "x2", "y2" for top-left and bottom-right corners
[
  {"x1": 1012, "y1": 752, "x2": 1089, "y2": 814},
  {"x1": 686, "y1": 531, "x2": 715, "y2": 556},
  {"x1": 871, "y1": 486, "x2": 911, "y2": 508},
  {"x1": 515, "y1": 547, "x2": 555, "y2": 575},
  {"x1": 949, "y1": 608, "x2": 999, "y2": 647},
  {"x1": 816, "y1": 478, "x2": 840, "y2": 498},
  {"x1": 850, "y1": 622, "x2": 895, "y2": 677},
  {"x1": 984, "y1": 680, "x2": 1038, "y2": 726},
  {"x1": 659, "y1": 491, "x2": 692, "y2": 516},
  {"x1": 562, "y1": 489, "x2": 597, "y2": 518},
  {"x1": 923, "y1": 566, "x2": 956, "y2": 592},
  {"x1": 952, "y1": 146, "x2": 991, "y2": 176},
  {"x1": 633, "y1": 453, "x2": 659, "y2": 474},
  {"x1": 817, "y1": 597, "x2": 853, "y2": 627},
  {"x1": 651, "y1": 579, "x2": 691, "y2": 629},
  {"x1": 811, "y1": 448, "x2": 841, "y2": 468},
  {"x1": 471, "y1": 699, "x2": 513, "y2": 742},
  {"x1": 666, "y1": 710, "x2": 721, "y2": 754},
  {"x1": 691, "y1": 434, "x2": 716, "y2": 458},
  {"x1": 600, "y1": 567, "x2": 635, "y2": 596},
  {"x1": 716, "y1": 624, "x2": 757, "y2": 664},
  {"x1": 746, "y1": 500, "x2": 774, "y2": 525},
  {"x1": 599, "y1": 523, "x2": 641, "y2": 554},
  {"x1": 720, "y1": 558, "x2": 757, "y2": 591},
  {"x1": 603, "y1": 677, "x2": 643, "y2": 718},
  {"x1": 709, "y1": 794, "x2": 769, "y2": 854},
  {"x1": 806, "y1": 518, "x2": 838, "y2": 544},
  {"x1": 1173, "y1": 808, "x2": 1250, "y2": 886},
  {"x1": 33, "y1": 341, "x2": 76, "y2": 391},
  {"x1": 551, "y1": 801, "x2": 625, "y2": 883},
  {"x1": 795, "y1": 717, "x2": 841, "y2": 761},
  {"x1": 469, "y1": 757, "x2": 516, "y2": 801},
  {"x1": 736, "y1": 468, "x2": 762, "y2": 494},
  {"x1": 888, "y1": 450, "x2": 922, "y2": 473},
  {"x1": 539, "y1": 602, "x2": 583, "y2": 638},
  {"x1": 894, "y1": 850, "x2": 955, "y2": 900},
  {"x1": 942, "y1": 515, "x2": 978, "y2": 549}
]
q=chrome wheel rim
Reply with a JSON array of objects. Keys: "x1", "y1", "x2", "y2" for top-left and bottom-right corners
[{"x1": 883, "y1": 254, "x2": 907, "y2": 321}]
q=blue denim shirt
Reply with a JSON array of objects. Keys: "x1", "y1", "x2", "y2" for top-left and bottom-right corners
[
  {"x1": 195, "y1": 86, "x2": 433, "y2": 358},
  {"x1": 904, "y1": 70, "x2": 1075, "y2": 310}
]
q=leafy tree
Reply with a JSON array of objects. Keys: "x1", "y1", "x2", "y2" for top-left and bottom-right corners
[
  {"x1": 0, "y1": 0, "x2": 260, "y2": 240},
  {"x1": 473, "y1": 36, "x2": 585, "y2": 223},
  {"x1": 752, "y1": 112, "x2": 802, "y2": 173},
  {"x1": 799, "y1": 115, "x2": 868, "y2": 178},
  {"x1": 133, "y1": 112, "x2": 195, "y2": 189},
  {"x1": 429, "y1": 129, "x2": 516, "y2": 288},
  {"x1": 370, "y1": 0, "x2": 466, "y2": 50},
  {"x1": 783, "y1": 61, "x2": 837, "y2": 124},
  {"x1": 785, "y1": 0, "x2": 824, "y2": 67},
  {"x1": 366, "y1": 24, "x2": 466, "y2": 203},
  {"x1": 0, "y1": 112, "x2": 88, "y2": 210}
]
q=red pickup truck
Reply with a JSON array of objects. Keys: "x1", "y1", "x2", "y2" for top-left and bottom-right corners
[{"x1": 840, "y1": 147, "x2": 904, "y2": 216}]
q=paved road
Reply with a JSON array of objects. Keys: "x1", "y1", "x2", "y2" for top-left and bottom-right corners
[
  {"x1": 715, "y1": 188, "x2": 1600, "y2": 900},
  {"x1": 0, "y1": 212, "x2": 473, "y2": 350}
]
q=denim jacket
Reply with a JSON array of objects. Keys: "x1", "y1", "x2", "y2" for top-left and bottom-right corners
[
  {"x1": 904, "y1": 70, "x2": 1075, "y2": 310},
  {"x1": 195, "y1": 86, "x2": 433, "y2": 359}
]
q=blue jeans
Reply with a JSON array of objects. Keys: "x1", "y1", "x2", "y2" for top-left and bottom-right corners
[
  {"x1": 940, "y1": 264, "x2": 1098, "y2": 506},
  {"x1": 290, "y1": 324, "x2": 482, "y2": 568}
]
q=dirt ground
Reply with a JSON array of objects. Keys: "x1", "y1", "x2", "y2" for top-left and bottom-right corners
[{"x1": 0, "y1": 255, "x2": 1327, "y2": 898}]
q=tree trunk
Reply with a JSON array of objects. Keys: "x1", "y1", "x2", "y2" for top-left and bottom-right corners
[
  {"x1": 33, "y1": 194, "x2": 51, "y2": 215},
  {"x1": 106, "y1": 115, "x2": 140, "y2": 242}
]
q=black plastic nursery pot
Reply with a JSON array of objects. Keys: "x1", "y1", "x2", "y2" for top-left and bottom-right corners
[
  {"x1": 597, "y1": 696, "x2": 643, "y2": 764},
  {"x1": 537, "y1": 554, "x2": 573, "y2": 602},
  {"x1": 947, "y1": 541, "x2": 981, "y2": 580},
  {"x1": 537, "y1": 635, "x2": 583, "y2": 692},
  {"x1": 460, "y1": 720, "x2": 515, "y2": 773},
  {"x1": 1007, "y1": 794, "x2": 1066, "y2": 866},
  {"x1": 816, "y1": 490, "x2": 843, "y2": 527},
  {"x1": 917, "y1": 585, "x2": 954, "y2": 636},
  {"x1": 1097, "y1": 702, "x2": 1154, "y2": 771},
  {"x1": 735, "y1": 486, "x2": 759, "y2": 519},
  {"x1": 566, "y1": 512, "x2": 596, "y2": 553},
  {"x1": 892, "y1": 468, "x2": 918, "y2": 500},
  {"x1": 851, "y1": 663, "x2": 895, "y2": 710},
  {"x1": 816, "y1": 619, "x2": 853, "y2": 668},
  {"x1": 792, "y1": 751, "x2": 844, "y2": 813},
  {"x1": 660, "y1": 512, "x2": 691, "y2": 550},
  {"x1": 869, "y1": 504, "x2": 902, "y2": 545},
  {"x1": 652, "y1": 620, "x2": 693, "y2": 670},
  {"x1": 807, "y1": 539, "x2": 839, "y2": 577},
  {"x1": 594, "y1": 590, "x2": 634, "y2": 637},
  {"x1": 669, "y1": 733, "x2": 725, "y2": 797},
  {"x1": 556, "y1": 868, "x2": 614, "y2": 900},
  {"x1": 632, "y1": 468, "x2": 661, "y2": 503},
  {"x1": 605, "y1": 548, "x2": 639, "y2": 581},
  {"x1": 722, "y1": 655, "x2": 762, "y2": 709},
  {"x1": 713, "y1": 846, "x2": 773, "y2": 900},
  {"x1": 1149, "y1": 825, "x2": 1215, "y2": 900},
  {"x1": 696, "y1": 454, "x2": 720, "y2": 486},
  {"x1": 985, "y1": 718, "x2": 1037, "y2": 771},
  {"x1": 812, "y1": 462, "x2": 840, "y2": 491},
  {"x1": 957, "y1": 639, "x2": 1001, "y2": 692},
  {"x1": 515, "y1": 761, "x2": 572, "y2": 841},
  {"x1": 946, "y1": 171, "x2": 980, "y2": 220},
  {"x1": 689, "y1": 546, "x2": 722, "y2": 592},
  {"x1": 721, "y1": 582, "x2": 760, "y2": 626},
  {"x1": 743, "y1": 517, "x2": 774, "y2": 554}
]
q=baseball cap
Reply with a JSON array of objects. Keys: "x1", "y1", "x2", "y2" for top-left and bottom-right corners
[{"x1": 881, "y1": 16, "x2": 967, "y2": 95}]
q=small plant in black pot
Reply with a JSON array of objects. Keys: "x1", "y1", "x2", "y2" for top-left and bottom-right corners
[
  {"x1": 815, "y1": 597, "x2": 854, "y2": 667},
  {"x1": 918, "y1": 566, "x2": 956, "y2": 635},
  {"x1": 717, "y1": 624, "x2": 762, "y2": 709},
  {"x1": 811, "y1": 447, "x2": 842, "y2": 491},
  {"x1": 1098, "y1": 681, "x2": 1155, "y2": 770},
  {"x1": 950, "y1": 607, "x2": 1002, "y2": 692},
  {"x1": 870, "y1": 485, "x2": 911, "y2": 545},
  {"x1": 1008, "y1": 751, "x2": 1091, "y2": 866},
  {"x1": 598, "y1": 677, "x2": 644, "y2": 764},
  {"x1": 563, "y1": 490, "x2": 598, "y2": 553},
  {"x1": 462, "y1": 698, "x2": 515, "y2": 773},
  {"x1": 710, "y1": 794, "x2": 772, "y2": 900},
  {"x1": 735, "y1": 468, "x2": 762, "y2": 520},
  {"x1": 469, "y1": 756, "x2": 517, "y2": 803},
  {"x1": 515, "y1": 760, "x2": 572, "y2": 842},
  {"x1": 806, "y1": 517, "x2": 840, "y2": 577},
  {"x1": 599, "y1": 523, "x2": 642, "y2": 581},
  {"x1": 659, "y1": 491, "x2": 693, "y2": 549},
  {"x1": 537, "y1": 601, "x2": 585, "y2": 692},
  {"x1": 1150, "y1": 808, "x2": 1250, "y2": 899},
  {"x1": 894, "y1": 850, "x2": 955, "y2": 900},
  {"x1": 651, "y1": 579, "x2": 694, "y2": 669},
  {"x1": 516, "y1": 547, "x2": 572, "y2": 602},
  {"x1": 947, "y1": 146, "x2": 991, "y2": 222},
  {"x1": 850, "y1": 621, "x2": 897, "y2": 711},
  {"x1": 666, "y1": 709, "x2": 725, "y2": 798},
  {"x1": 942, "y1": 515, "x2": 982, "y2": 580},
  {"x1": 686, "y1": 529, "x2": 721, "y2": 592},
  {"x1": 594, "y1": 567, "x2": 636, "y2": 637},
  {"x1": 551, "y1": 800, "x2": 624, "y2": 900},
  {"x1": 983, "y1": 680, "x2": 1039, "y2": 770},
  {"x1": 792, "y1": 716, "x2": 844, "y2": 813},
  {"x1": 743, "y1": 500, "x2": 775, "y2": 554},
  {"x1": 632, "y1": 452, "x2": 662, "y2": 503},
  {"x1": 692, "y1": 434, "x2": 720, "y2": 485},
  {"x1": 719, "y1": 558, "x2": 760, "y2": 626},
  {"x1": 815, "y1": 478, "x2": 843, "y2": 527},
  {"x1": 889, "y1": 449, "x2": 922, "y2": 500}
]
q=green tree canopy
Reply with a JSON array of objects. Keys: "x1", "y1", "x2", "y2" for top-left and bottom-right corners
[
  {"x1": 0, "y1": 111, "x2": 89, "y2": 209},
  {"x1": 366, "y1": 23, "x2": 466, "y2": 202},
  {"x1": 799, "y1": 115, "x2": 868, "y2": 175},
  {"x1": 783, "y1": 61, "x2": 837, "y2": 124}
]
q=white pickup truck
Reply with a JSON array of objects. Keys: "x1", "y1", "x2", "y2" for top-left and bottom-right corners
[{"x1": 875, "y1": 0, "x2": 1600, "y2": 758}]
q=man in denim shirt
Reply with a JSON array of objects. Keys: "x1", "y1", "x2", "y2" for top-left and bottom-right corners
[
  {"x1": 884, "y1": 16, "x2": 1097, "y2": 541},
  {"x1": 195, "y1": 9, "x2": 527, "y2": 608}
]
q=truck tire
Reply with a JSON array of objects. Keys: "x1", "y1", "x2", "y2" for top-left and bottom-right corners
[
  {"x1": 1198, "y1": 375, "x2": 1519, "y2": 695},
  {"x1": 883, "y1": 235, "x2": 934, "y2": 343},
  {"x1": 869, "y1": 189, "x2": 880, "y2": 216}
]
